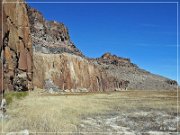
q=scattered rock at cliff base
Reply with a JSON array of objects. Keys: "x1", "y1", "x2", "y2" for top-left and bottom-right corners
[{"x1": 44, "y1": 79, "x2": 61, "y2": 93}]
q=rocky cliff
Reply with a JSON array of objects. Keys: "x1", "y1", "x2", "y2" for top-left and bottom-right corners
[
  {"x1": 27, "y1": 6, "x2": 84, "y2": 57},
  {"x1": 1, "y1": 0, "x2": 33, "y2": 92},
  {"x1": 1, "y1": 1, "x2": 177, "y2": 93},
  {"x1": 0, "y1": 0, "x2": 2, "y2": 94},
  {"x1": 27, "y1": 6, "x2": 177, "y2": 91},
  {"x1": 33, "y1": 53, "x2": 125, "y2": 92},
  {"x1": 28, "y1": 6, "x2": 129, "y2": 92}
]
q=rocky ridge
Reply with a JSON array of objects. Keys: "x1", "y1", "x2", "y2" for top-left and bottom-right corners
[
  {"x1": 92, "y1": 53, "x2": 178, "y2": 90},
  {"x1": 27, "y1": 6, "x2": 84, "y2": 57},
  {"x1": 27, "y1": 5, "x2": 177, "y2": 91}
]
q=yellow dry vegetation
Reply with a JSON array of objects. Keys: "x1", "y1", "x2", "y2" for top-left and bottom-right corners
[{"x1": 0, "y1": 89, "x2": 179, "y2": 134}]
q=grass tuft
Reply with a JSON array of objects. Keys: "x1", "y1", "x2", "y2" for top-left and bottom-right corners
[{"x1": 4, "y1": 91, "x2": 29, "y2": 105}]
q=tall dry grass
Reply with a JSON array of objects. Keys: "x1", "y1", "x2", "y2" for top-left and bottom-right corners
[{"x1": 0, "y1": 90, "x2": 178, "y2": 134}]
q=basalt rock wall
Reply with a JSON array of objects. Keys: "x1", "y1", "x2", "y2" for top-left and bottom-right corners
[{"x1": 1, "y1": 0, "x2": 33, "y2": 92}]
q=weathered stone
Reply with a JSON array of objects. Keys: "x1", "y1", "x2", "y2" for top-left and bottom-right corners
[
  {"x1": 33, "y1": 53, "x2": 125, "y2": 92},
  {"x1": 18, "y1": 48, "x2": 27, "y2": 71},
  {"x1": 27, "y1": 51, "x2": 32, "y2": 73},
  {"x1": 44, "y1": 79, "x2": 59, "y2": 92},
  {"x1": 27, "y1": 6, "x2": 84, "y2": 57},
  {"x1": 2, "y1": 0, "x2": 33, "y2": 92},
  {"x1": 0, "y1": 60, "x2": 3, "y2": 94},
  {"x1": 4, "y1": 46, "x2": 14, "y2": 70}
]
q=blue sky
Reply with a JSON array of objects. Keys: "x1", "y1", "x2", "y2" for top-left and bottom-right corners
[{"x1": 27, "y1": 0, "x2": 179, "y2": 83}]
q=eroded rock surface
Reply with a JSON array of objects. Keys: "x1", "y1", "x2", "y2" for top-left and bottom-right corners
[
  {"x1": 33, "y1": 53, "x2": 124, "y2": 92},
  {"x1": 1, "y1": 0, "x2": 33, "y2": 92}
]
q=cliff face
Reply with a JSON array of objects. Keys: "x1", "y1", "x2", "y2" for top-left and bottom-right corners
[
  {"x1": 1, "y1": 0, "x2": 33, "y2": 92},
  {"x1": 33, "y1": 53, "x2": 124, "y2": 92},
  {"x1": 28, "y1": 6, "x2": 177, "y2": 91},
  {"x1": 0, "y1": 0, "x2": 2, "y2": 93},
  {"x1": 1, "y1": 1, "x2": 177, "y2": 93},
  {"x1": 28, "y1": 7, "x2": 129, "y2": 92}
]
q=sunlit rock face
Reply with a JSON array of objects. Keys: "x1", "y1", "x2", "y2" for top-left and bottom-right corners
[
  {"x1": 33, "y1": 53, "x2": 124, "y2": 92},
  {"x1": 1, "y1": 0, "x2": 33, "y2": 92},
  {"x1": 28, "y1": 5, "x2": 177, "y2": 91},
  {"x1": 93, "y1": 53, "x2": 178, "y2": 90},
  {"x1": 28, "y1": 6, "x2": 127, "y2": 92}
]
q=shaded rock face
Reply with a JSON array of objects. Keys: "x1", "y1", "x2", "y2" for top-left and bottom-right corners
[
  {"x1": 1, "y1": 0, "x2": 33, "y2": 92},
  {"x1": 27, "y1": 6, "x2": 84, "y2": 57}
]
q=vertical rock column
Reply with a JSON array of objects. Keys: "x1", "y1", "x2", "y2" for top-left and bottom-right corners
[
  {"x1": 0, "y1": 0, "x2": 3, "y2": 94},
  {"x1": 1, "y1": 0, "x2": 33, "y2": 92}
]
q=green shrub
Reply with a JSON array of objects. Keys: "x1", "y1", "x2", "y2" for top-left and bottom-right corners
[{"x1": 4, "y1": 92, "x2": 28, "y2": 105}]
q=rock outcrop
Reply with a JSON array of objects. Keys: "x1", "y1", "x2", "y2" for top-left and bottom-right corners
[
  {"x1": 1, "y1": 1, "x2": 177, "y2": 93},
  {"x1": 27, "y1": 6, "x2": 84, "y2": 57},
  {"x1": 28, "y1": 6, "x2": 129, "y2": 92},
  {"x1": 1, "y1": 0, "x2": 33, "y2": 92},
  {"x1": 28, "y1": 6, "x2": 177, "y2": 91},
  {"x1": 33, "y1": 52, "x2": 127, "y2": 92},
  {"x1": 93, "y1": 53, "x2": 177, "y2": 90}
]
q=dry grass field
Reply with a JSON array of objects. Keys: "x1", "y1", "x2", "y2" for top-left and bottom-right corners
[{"x1": 0, "y1": 90, "x2": 179, "y2": 135}]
